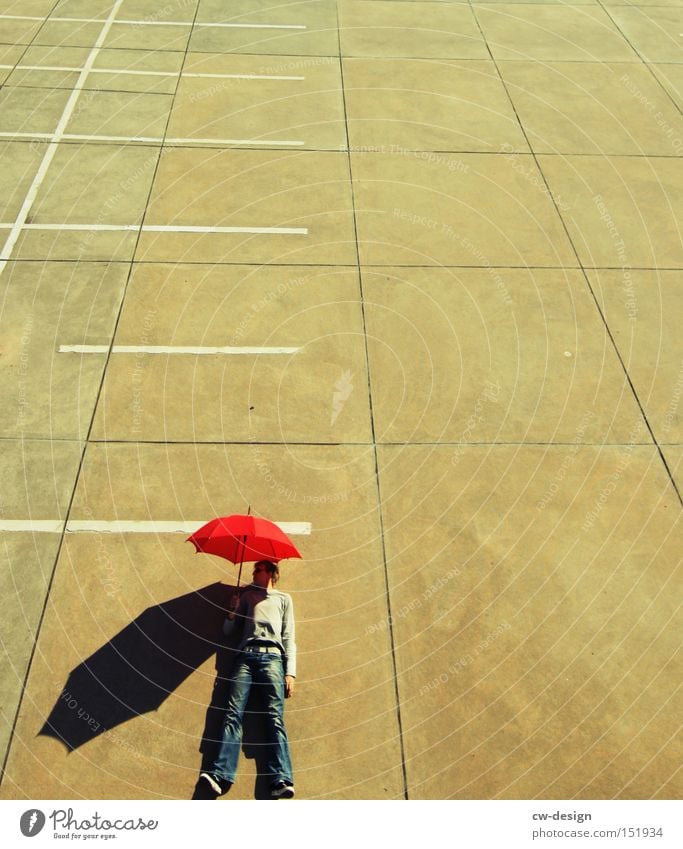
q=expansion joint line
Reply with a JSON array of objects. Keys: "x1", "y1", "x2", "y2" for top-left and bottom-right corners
[{"x1": 336, "y1": 9, "x2": 410, "y2": 801}]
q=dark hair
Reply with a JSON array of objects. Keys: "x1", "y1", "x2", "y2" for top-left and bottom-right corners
[{"x1": 256, "y1": 560, "x2": 279, "y2": 585}]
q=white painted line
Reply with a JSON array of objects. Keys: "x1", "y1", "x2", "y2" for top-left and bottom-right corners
[
  {"x1": 0, "y1": 15, "x2": 306, "y2": 29},
  {"x1": 12, "y1": 64, "x2": 174, "y2": 77},
  {"x1": 0, "y1": 519, "x2": 311, "y2": 535},
  {"x1": 0, "y1": 132, "x2": 162, "y2": 143},
  {"x1": 166, "y1": 137, "x2": 304, "y2": 146},
  {"x1": 0, "y1": 131, "x2": 305, "y2": 146},
  {"x1": 194, "y1": 23, "x2": 306, "y2": 30},
  {"x1": 0, "y1": 0, "x2": 125, "y2": 278},
  {"x1": 0, "y1": 223, "x2": 308, "y2": 235},
  {"x1": 0, "y1": 520, "x2": 65, "y2": 532},
  {"x1": 141, "y1": 224, "x2": 307, "y2": 234},
  {"x1": 59, "y1": 345, "x2": 301, "y2": 354},
  {"x1": 7, "y1": 65, "x2": 304, "y2": 81},
  {"x1": 0, "y1": 223, "x2": 139, "y2": 231},
  {"x1": 184, "y1": 73, "x2": 305, "y2": 81}
]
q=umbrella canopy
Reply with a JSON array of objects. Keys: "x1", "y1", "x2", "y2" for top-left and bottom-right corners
[{"x1": 187, "y1": 514, "x2": 302, "y2": 565}]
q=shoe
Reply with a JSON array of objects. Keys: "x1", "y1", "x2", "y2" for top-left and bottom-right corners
[
  {"x1": 200, "y1": 772, "x2": 231, "y2": 795},
  {"x1": 271, "y1": 780, "x2": 295, "y2": 798}
]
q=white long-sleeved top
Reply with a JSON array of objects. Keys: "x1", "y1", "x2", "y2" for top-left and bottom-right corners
[{"x1": 223, "y1": 584, "x2": 297, "y2": 677}]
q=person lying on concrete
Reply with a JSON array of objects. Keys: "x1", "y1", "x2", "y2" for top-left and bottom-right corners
[{"x1": 200, "y1": 560, "x2": 296, "y2": 799}]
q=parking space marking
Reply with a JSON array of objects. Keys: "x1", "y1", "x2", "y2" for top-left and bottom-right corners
[
  {"x1": 184, "y1": 73, "x2": 304, "y2": 81},
  {"x1": 6, "y1": 65, "x2": 304, "y2": 81},
  {"x1": 195, "y1": 23, "x2": 306, "y2": 30},
  {"x1": 0, "y1": 519, "x2": 312, "y2": 534},
  {"x1": 0, "y1": 15, "x2": 306, "y2": 30},
  {"x1": 0, "y1": 223, "x2": 308, "y2": 235},
  {"x1": 0, "y1": 131, "x2": 305, "y2": 146},
  {"x1": 0, "y1": 0, "x2": 125, "y2": 278},
  {"x1": 59, "y1": 345, "x2": 301, "y2": 355}
]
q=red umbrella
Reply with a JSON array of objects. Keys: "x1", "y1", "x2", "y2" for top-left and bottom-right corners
[{"x1": 187, "y1": 513, "x2": 302, "y2": 588}]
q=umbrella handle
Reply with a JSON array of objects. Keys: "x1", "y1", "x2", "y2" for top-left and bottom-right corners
[{"x1": 235, "y1": 504, "x2": 251, "y2": 590}]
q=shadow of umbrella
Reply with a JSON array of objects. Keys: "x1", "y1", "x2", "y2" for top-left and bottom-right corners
[{"x1": 39, "y1": 582, "x2": 231, "y2": 751}]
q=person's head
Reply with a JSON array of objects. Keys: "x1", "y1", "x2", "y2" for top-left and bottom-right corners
[{"x1": 252, "y1": 560, "x2": 279, "y2": 588}]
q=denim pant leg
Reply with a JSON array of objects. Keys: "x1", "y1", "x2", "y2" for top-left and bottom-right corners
[
  {"x1": 211, "y1": 657, "x2": 252, "y2": 783},
  {"x1": 254, "y1": 654, "x2": 293, "y2": 785}
]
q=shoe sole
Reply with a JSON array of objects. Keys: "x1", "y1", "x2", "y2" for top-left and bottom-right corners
[
  {"x1": 272, "y1": 786, "x2": 295, "y2": 798},
  {"x1": 199, "y1": 773, "x2": 223, "y2": 795}
]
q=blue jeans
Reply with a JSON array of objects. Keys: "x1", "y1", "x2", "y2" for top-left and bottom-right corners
[{"x1": 211, "y1": 651, "x2": 293, "y2": 786}]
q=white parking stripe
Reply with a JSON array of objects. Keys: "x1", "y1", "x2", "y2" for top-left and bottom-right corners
[
  {"x1": 184, "y1": 73, "x2": 305, "y2": 81},
  {"x1": 0, "y1": 131, "x2": 305, "y2": 146},
  {"x1": 0, "y1": 0, "x2": 125, "y2": 278},
  {"x1": 194, "y1": 23, "x2": 306, "y2": 30},
  {"x1": 0, "y1": 519, "x2": 312, "y2": 535},
  {"x1": 8, "y1": 65, "x2": 304, "y2": 81},
  {"x1": 59, "y1": 345, "x2": 301, "y2": 355},
  {"x1": 0, "y1": 223, "x2": 308, "y2": 235},
  {"x1": 0, "y1": 520, "x2": 64, "y2": 532},
  {"x1": 0, "y1": 15, "x2": 306, "y2": 29}
]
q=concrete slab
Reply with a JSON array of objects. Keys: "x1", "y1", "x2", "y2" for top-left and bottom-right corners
[
  {"x1": 0, "y1": 86, "x2": 71, "y2": 136},
  {"x1": 6, "y1": 46, "x2": 183, "y2": 94},
  {"x1": 605, "y1": 7, "x2": 683, "y2": 63},
  {"x1": 343, "y1": 58, "x2": 529, "y2": 153},
  {"x1": 0, "y1": 438, "x2": 83, "y2": 518},
  {"x1": 190, "y1": 0, "x2": 339, "y2": 57},
  {"x1": 0, "y1": 262, "x2": 130, "y2": 439},
  {"x1": 662, "y1": 447, "x2": 682, "y2": 494},
  {"x1": 0, "y1": 43, "x2": 22, "y2": 84},
  {"x1": 351, "y1": 151, "x2": 576, "y2": 266},
  {"x1": 603, "y1": 0, "x2": 680, "y2": 6},
  {"x1": 0, "y1": 0, "x2": 55, "y2": 13},
  {"x1": 168, "y1": 53, "x2": 346, "y2": 151},
  {"x1": 539, "y1": 155, "x2": 683, "y2": 269},
  {"x1": 51, "y1": 0, "x2": 196, "y2": 17},
  {"x1": 0, "y1": 437, "x2": 82, "y2": 766},
  {"x1": 650, "y1": 64, "x2": 683, "y2": 111},
  {"x1": 377, "y1": 444, "x2": 682, "y2": 798},
  {"x1": 339, "y1": 0, "x2": 488, "y2": 59},
  {"x1": 471, "y1": 0, "x2": 598, "y2": 4},
  {"x1": 0, "y1": 534, "x2": 62, "y2": 770},
  {"x1": 12, "y1": 143, "x2": 159, "y2": 262},
  {"x1": 104, "y1": 22, "x2": 193, "y2": 53},
  {"x1": 64, "y1": 90, "x2": 173, "y2": 141},
  {"x1": 136, "y1": 148, "x2": 356, "y2": 265},
  {"x1": 499, "y1": 61, "x2": 683, "y2": 156},
  {"x1": 0, "y1": 17, "x2": 41, "y2": 46},
  {"x1": 473, "y1": 5, "x2": 639, "y2": 62},
  {"x1": 90, "y1": 263, "x2": 372, "y2": 443},
  {"x1": 117, "y1": 0, "x2": 198, "y2": 20},
  {"x1": 1, "y1": 443, "x2": 405, "y2": 799},
  {"x1": 588, "y1": 269, "x2": 683, "y2": 445},
  {"x1": 0, "y1": 142, "x2": 43, "y2": 223},
  {"x1": 32, "y1": 20, "x2": 103, "y2": 49},
  {"x1": 31, "y1": 18, "x2": 190, "y2": 51},
  {"x1": 363, "y1": 266, "x2": 648, "y2": 444}
]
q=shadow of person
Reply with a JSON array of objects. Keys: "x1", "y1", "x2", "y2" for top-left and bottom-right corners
[
  {"x1": 39, "y1": 582, "x2": 231, "y2": 752},
  {"x1": 194, "y1": 642, "x2": 275, "y2": 800}
]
